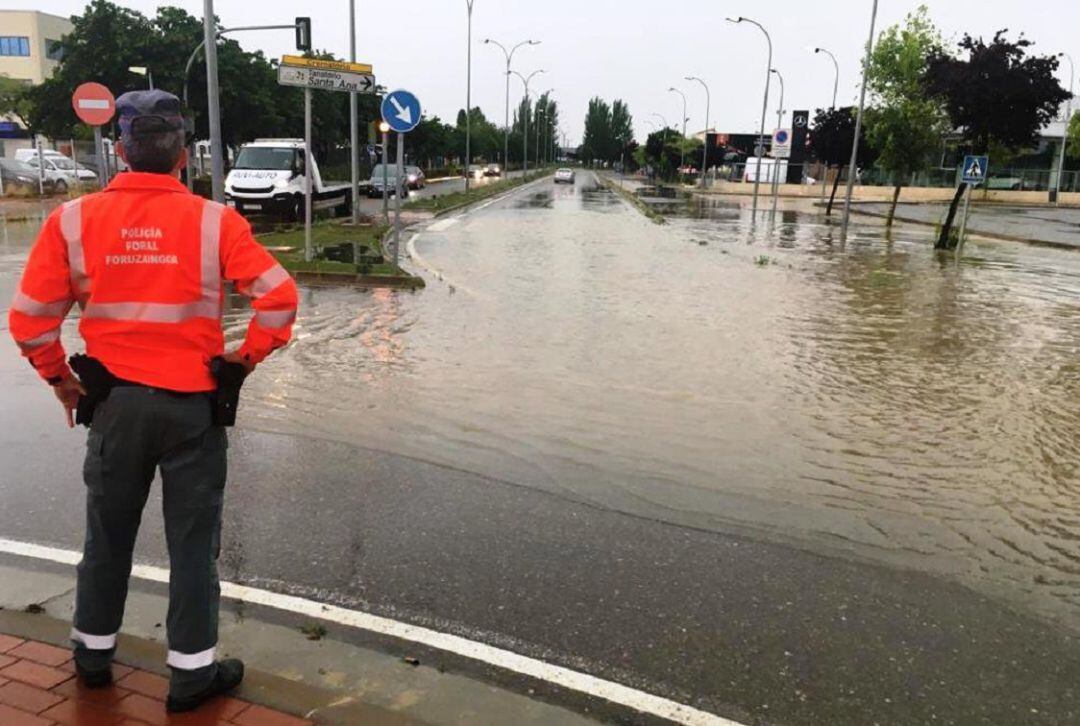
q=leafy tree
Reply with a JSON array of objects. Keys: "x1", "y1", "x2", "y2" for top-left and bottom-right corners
[
  {"x1": 456, "y1": 106, "x2": 500, "y2": 163},
  {"x1": 579, "y1": 97, "x2": 612, "y2": 165},
  {"x1": 1068, "y1": 113, "x2": 1080, "y2": 158},
  {"x1": 864, "y1": 6, "x2": 949, "y2": 226},
  {"x1": 611, "y1": 100, "x2": 634, "y2": 161},
  {"x1": 642, "y1": 127, "x2": 683, "y2": 179},
  {"x1": 924, "y1": 30, "x2": 1070, "y2": 248},
  {"x1": 0, "y1": 75, "x2": 33, "y2": 131},
  {"x1": 810, "y1": 106, "x2": 876, "y2": 214}
]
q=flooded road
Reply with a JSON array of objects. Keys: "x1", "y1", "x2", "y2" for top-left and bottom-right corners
[
  {"x1": 237, "y1": 174, "x2": 1080, "y2": 630},
  {"x1": 4, "y1": 177, "x2": 1080, "y2": 724}
]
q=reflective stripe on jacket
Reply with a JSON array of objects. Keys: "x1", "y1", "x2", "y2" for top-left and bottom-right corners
[{"x1": 8, "y1": 173, "x2": 299, "y2": 392}]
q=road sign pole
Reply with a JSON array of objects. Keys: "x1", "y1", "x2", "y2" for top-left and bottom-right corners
[
  {"x1": 382, "y1": 130, "x2": 390, "y2": 225},
  {"x1": 304, "y1": 86, "x2": 313, "y2": 262},
  {"x1": 35, "y1": 137, "x2": 45, "y2": 196},
  {"x1": 393, "y1": 132, "x2": 404, "y2": 267},
  {"x1": 957, "y1": 183, "x2": 973, "y2": 256},
  {"x1": 93, "y1": 127, "x2": 105, "y2": 188},
  {"x1": 202, "y1": 0, "x2": 225, "y2": 203}
]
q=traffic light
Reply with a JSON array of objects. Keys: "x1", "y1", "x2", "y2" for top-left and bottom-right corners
[{"x1": 295, "y1": 17, "x2": 312, "y2": 52}]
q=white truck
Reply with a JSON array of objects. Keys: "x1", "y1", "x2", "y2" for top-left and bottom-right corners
[{"x1": 224, "y1": 139, "x2": 350, "y2": 220}]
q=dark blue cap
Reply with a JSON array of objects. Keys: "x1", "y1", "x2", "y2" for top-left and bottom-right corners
[{"x1": 116, "y1": 90, "x2": 184, "y2": 137}]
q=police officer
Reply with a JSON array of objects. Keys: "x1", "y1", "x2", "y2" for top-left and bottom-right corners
[{"x1": 8, "y1": 90, "x2": 299, "y2": 713}]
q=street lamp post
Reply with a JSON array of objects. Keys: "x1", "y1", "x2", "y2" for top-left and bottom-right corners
[
  {"x1": 128, "y1": 66, "x2": 153, "y2": 89},
  {"x1": 1054, "y1": 52, "x2": 1074, "y2": 204},
  {"x1": 512, "y1": 69, "x2": 545, "y2": 175},
  {"x1": 770, "y1": 68, "x2": 785, "y2": 220},
  {"x1": 840, "y1": 0, "x2": 880, "y2": 243},
  {"x1": 484, "y1": 39, "x2": 540, "y2": 170},
  {"x1": 686, "y1": 76, "x2": 711, "y2": 188},
  {"x1": 349, "y1": 0, "x2": 360, "y2": 224},
  {"x1": 465, "y1": 0, "x2": 475, "y2": 193},
  {"x1": 727, "y1": 16, "x2": 772, "y2": 220},
  {"x1": 668, "y1": 87, "x2": 688, "y2": 182},
  {"x1": 814, "y1": 47, "x2": 840, "y2": 109}
]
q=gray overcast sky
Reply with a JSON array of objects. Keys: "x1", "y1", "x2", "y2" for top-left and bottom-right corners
[{"x1": 9, "y1": 1, "x2": 1079, "y2": 145}]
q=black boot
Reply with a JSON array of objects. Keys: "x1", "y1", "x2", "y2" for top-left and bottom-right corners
[
  {"x1": 75, "y1": 662, "x2": 113, "y2": 689},
  {"x1": 166, "y1": 659, "x2": 245, "y2": 713}
]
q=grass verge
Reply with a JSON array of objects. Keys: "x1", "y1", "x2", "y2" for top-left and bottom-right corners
[
  {"x1": 257, "y1": 220, "x2": 412, "y2": 280},
  {"x1": 600, "y1": 175, "x2": 667, "y2": 224},
  {"x1": 405, "y1": 169, "x2": 552, "y2": 214}
]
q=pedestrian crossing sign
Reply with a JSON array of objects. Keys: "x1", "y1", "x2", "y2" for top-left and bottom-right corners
[{"x1": 962, "y1": 155, "x2": 988, "y2": 185}]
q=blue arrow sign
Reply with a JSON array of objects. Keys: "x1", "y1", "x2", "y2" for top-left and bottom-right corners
[
  {"x1": 962, "y1": 155, "x2": 988, "y2": 184},
  {"x1": 381, "y1": 89, "x2": 422, "y2": 133}
]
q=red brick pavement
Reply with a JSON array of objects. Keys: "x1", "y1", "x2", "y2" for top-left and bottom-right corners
[{"x1": 0, "y1": 633, "x2": 313, "y2": 725}]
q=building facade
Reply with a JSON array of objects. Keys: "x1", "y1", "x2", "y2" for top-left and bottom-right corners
[{"x1": 0, "y1": 10, "x2": 71, "y2": 85}]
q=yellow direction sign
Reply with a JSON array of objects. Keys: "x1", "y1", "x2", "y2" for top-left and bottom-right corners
[{"x1": 281, "y1": 55, "x2": 373, "y2": 74}]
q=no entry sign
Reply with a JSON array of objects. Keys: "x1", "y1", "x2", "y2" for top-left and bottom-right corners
[{"x1": 72, "y1": 83, "x2": 116, "y2": 126}]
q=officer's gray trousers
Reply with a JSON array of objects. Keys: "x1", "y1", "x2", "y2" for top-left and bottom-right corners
[{"x1": 70, "y1": 386, "x2": 227, "y2": 698}]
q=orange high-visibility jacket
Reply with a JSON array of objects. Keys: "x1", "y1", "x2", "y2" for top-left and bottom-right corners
[{"x1": 9, "y1": 173, "x2": 299, "y2": 392}]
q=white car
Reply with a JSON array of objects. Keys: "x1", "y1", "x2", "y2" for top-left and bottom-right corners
[
  {"x1": 554, "y1": 168, "x2": 575, "y2": 184},
  {"x1": 14, "y1": 149, "x2": 97, "y2": 192}
]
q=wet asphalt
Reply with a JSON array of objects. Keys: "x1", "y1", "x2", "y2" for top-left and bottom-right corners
[{"x1": 2, "y1": 175, "x2": 1080, "y2": 725}]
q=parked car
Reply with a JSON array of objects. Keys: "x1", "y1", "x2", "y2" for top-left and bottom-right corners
[
  {"x1": 367, "y1": 164, "x2": 410, "y2": 198},
  {"x1": 14, "y1": 149, "x2": 96, "y2": 192},
  {"x1": 0, "y1": 158, "x2": 57, "y2": 195},
  {"x1": 554, "y1": 168, "x2": 576, "y2": 184},
  {"x1": 405, "y1": 165, "x2": 426, "y2": 190},
  {"x1": 484, "y1": 163, "x2": 502, "y2": 177}
]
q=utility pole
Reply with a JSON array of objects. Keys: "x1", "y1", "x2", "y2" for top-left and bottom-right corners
[
  {"x1": 840, "y1": 0, "x2": 879, "y2": 243},
  {"x1": 202, "y1": 0, "x2": 225, "y2": 202}
]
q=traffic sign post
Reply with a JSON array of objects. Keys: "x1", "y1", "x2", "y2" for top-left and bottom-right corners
[
  {"x1": 771, "y1": 128, "x2": 792, "y2": 159},
  {"x1": 957, "y1": 155, "x2": 989, "y2": 256},
  {"x1": 277, "y1": 54, "x2": 375, "y2": 262},
  {"x1": 72, "y1": 82, "x2": 116, "y2": 188},
  {"x1": 381, "y1": 90, "x2": 423, "y2": 267}
]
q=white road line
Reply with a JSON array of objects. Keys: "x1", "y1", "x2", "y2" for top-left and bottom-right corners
[
  {"x1": 0, "y1": 537, "x2": 741, "y2": 726},
  {"x1": 426, "y1": 218, "x2": 459, "y2": 232}
]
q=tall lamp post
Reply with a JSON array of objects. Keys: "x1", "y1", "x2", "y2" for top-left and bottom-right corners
[
  {"x1": 727, "y1": 16, "x2": 772, "y2": 220},
  {"x1": 840, "y1": 0, "x2": 880, "y2": 242},
  {"x1": 770, "y1": 68, "x2": 785, "y2": 220},
  {"x1": 464, "y1": 0, "x2": 476, "y2": 193},
  {"x1": 1054, "y1": 52, "x2": 1075, "y2": 204},
  {"x1": 814, "y1": 47, "x2": 840, "y2": 109},
  {"x1": 512, "y1": 69, "x2": 545, "y2": 175},
  {"x1": 484, "y1": 38, "x2": 540, "y2": 169},
  {"x1": 668, "y1": 87, "x2": 688, "y2": 181},
  {"x1": 686, "y1": 76, "x2": 711, "y2": 188}
]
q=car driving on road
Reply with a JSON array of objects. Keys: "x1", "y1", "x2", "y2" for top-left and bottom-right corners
[
  {"x1": 405, "y1": 165, "x2": 426, "y2": 190},
  {"x1": 554, "y1": 168, "x2": 576, "y2": 184},
  {"x1": 484, "y1": 164, "x2": 502, "y2": 177}
]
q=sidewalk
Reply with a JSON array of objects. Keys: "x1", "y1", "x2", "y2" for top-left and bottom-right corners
[
  {"x1": 0, "y1": 633, "x2": 309, "y2": 726},
  {"x1": 0, "y1": 556, "x2": 601, "y2": 726}
]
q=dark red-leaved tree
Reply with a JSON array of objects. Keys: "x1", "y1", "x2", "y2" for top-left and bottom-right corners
[{"x1": 924, "y1": 31, "x2": 1070, "y2": 248}]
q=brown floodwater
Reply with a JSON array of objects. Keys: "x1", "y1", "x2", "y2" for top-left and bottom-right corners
[{"x1": 3, "y1": 175, "x2": 1079, "y2": 632}]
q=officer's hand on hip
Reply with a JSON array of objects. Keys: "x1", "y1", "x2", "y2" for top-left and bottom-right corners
[
  {"x1": 222, "y1": 350, "x2": 255, "y2": 375},
  {"x1": 53, "y1": 375, "x2": 86, "y2": 429}
]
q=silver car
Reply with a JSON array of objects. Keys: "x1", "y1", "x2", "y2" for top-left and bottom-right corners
[{"x1": 554, "y1": 168, "x2": 575, "y2": 184}]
